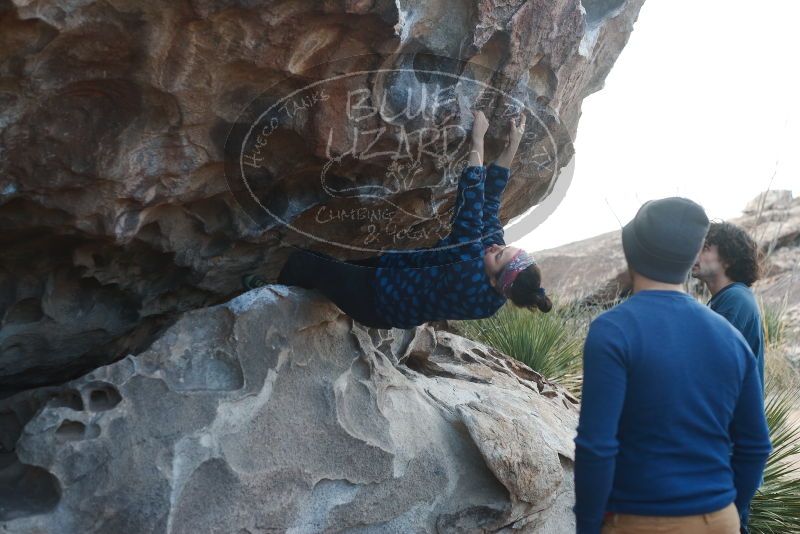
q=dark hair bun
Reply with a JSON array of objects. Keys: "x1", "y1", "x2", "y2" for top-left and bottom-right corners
[
  {"x1": 506, "y1": 264, "x2": 553, "y2": 313},
  {"x1": 532, "y1": 292, "x2": 553, "y2": 313}
]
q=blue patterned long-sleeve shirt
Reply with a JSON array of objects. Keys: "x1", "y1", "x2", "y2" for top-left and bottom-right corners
[{"x1": 370, "y1": 162, "x2": 511, "y2": 328}]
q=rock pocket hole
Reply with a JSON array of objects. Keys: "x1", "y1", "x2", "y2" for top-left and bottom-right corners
[
  {"x1": 528, "y1": 60, "x2": 557, "y2": 106},
  {"x1": 413, "y1": 49, "x2": 459, "y2": 87},
  {"x1": 87, "y1": 383, "x2": 122, "y2": 411},
  {"x1": 55, "y1": 420, "x2": 86, "y2": 442},
  {"x1": 0, "y1": 455, "x2": 61, "y2": 521},
  {"x1": 2, "y1": 298, "x2": 44, "y2": 325},
  {"x1": 49, "y1": 389, "x2": 84, "y2": 411}
]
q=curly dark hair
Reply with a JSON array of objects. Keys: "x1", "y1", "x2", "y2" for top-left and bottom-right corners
[
  {"x1": 705, "y1": 221, "x2": 762, "y2": 286},
  {"x1": 507, "y1": 264, "x2": 553, "y2": 313}
]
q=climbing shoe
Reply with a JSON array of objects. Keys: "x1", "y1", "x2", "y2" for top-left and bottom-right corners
[{"x1": 242, "y1": 274, "x2": 268, "y2": 290}]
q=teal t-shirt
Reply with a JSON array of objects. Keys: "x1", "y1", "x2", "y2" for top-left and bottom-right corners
[{"x1": 708, "y1": 282, "x2": 765, "y2": 391}]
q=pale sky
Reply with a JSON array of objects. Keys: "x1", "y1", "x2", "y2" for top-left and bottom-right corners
[{"x1": 516, "y1": 0, "x2": 800, "y2": 252}]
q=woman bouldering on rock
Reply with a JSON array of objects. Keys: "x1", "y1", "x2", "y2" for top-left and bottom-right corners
[{"x1": 243, "y1": 110, "x2": 552, "y2": 329}]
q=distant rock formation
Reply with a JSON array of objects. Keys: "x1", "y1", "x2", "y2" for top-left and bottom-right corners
[
  {"x1": 0, "y1": 287, "x2": 579, "y2": 532},
  {"x1": 0, "y1": 0, "x2": 645, "y2": 395},
  {"x1": 534, "y1": 190, "x2": 800, "y2": 361}
]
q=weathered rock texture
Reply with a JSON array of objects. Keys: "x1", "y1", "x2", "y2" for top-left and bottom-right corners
[
  {"x1": 534, "y1": 191, "x2": 800, "y2": 360},
  {"x1": 0, "y1": 0, "x2": 645, "y2": 394},
  {"x1": 0, "y1": 287, "x2": 579, "y2": 532}
]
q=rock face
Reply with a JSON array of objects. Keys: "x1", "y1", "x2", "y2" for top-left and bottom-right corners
[
  {"x1": 0, "y1": 0, "x2": 645, "y2": 393},
  {"x1": 534, "y1": 191, "x2": 800, "y2": 359},
  {"x1": 0, "y1": 287, "x2": 579, "y2": 532},
  {"x1": 531, "y1": 229, "x2": 628, "y2": 306}
]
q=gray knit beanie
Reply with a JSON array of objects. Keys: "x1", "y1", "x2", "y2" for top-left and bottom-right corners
[{"x1": 621, "y1": 197, "x2": 710, "y2": 284}]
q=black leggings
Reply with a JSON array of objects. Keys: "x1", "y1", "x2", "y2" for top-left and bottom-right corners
[{"x1": 277, "y1": 249, "x2": 393, "y2": 329}]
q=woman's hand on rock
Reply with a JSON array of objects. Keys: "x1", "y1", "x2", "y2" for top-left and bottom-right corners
[{"x1": 507, "y1": 113, "x2": 526, "y2": 149}]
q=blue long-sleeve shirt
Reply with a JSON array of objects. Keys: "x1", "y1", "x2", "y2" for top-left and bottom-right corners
[
  {"x1": 708, "y1": 282, "x2": 765, "y2": 392},
  {"x1": 574, "y1": 290, "x2": 772, "y2": 534},
  {"x1": 370, "y1": 162, "x2": 510, "y2": 328}
]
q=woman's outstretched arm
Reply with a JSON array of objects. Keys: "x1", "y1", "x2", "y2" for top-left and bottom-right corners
[
  {"x1": 482, "y1": 163, "x2": 510, "y2": 247},
  {"x1": 435, "y1": 110, "x2": 489, "y2": 252},
  {"x1": 381, "y1": 111, "x2": 488, "y2": 269},
  {"x1": 482, "y1": 114, "x2": 526, "y2": 248},
  {"x1": 494, "y1": 113, "x2": 525, "y2": 169}
]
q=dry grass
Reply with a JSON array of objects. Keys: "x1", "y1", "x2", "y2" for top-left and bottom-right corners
[{"x1": 765, "y1": 345, "x2": 799, "y2": 393}]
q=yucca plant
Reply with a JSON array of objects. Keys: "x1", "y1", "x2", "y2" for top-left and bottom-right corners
[
  {"x1": 457, "y1": 302, "x2": 586, "y2": 396},
  {"x1": 748, "y1": 375, "x2": 800, "y2": 533},
  {"x1": 760, "y1": 296, "x2": 788, "y2": 350}
]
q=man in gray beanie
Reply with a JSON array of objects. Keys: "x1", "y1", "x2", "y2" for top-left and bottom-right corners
[{"x1": 573, "y1": 197, "x2": 771, "y2": 534}]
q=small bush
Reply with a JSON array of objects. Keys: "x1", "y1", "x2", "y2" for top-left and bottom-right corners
[
  {"x1": 760, "y1": 296, "x2": 788, "y2": 350},
  {"x1": 457, "y1": 302, "x2": 587, "y2": 396}
]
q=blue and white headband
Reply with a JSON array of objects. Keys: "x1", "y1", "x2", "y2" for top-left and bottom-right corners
[{"x1": 498, "y1": 250, "x2": 539, "y2": 298}]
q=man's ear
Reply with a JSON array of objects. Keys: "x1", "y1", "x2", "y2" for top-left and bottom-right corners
[{"x1": 626, "y1": 265, "x2": 636, "y2": 282}]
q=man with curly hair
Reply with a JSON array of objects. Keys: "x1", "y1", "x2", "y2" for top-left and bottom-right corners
[{"x1": 691, "y1": 221, "x2": 765, "y2": 391}]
